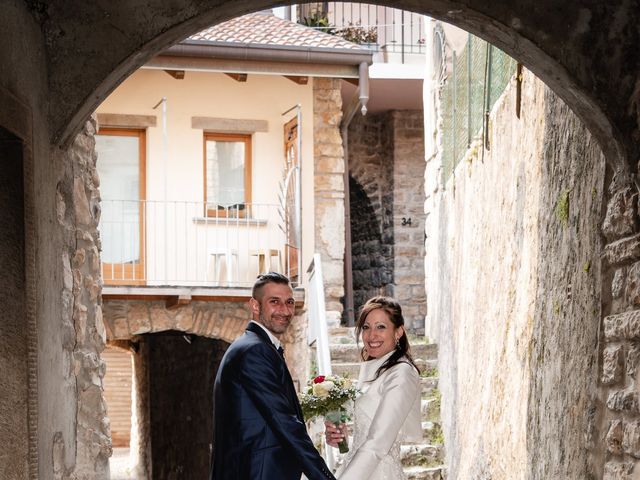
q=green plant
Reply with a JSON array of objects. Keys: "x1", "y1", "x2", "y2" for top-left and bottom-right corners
[
  {"x1": 583, "y1": 260, "x2": 591, "y2": 273},
  {"x1": 555, "y1": 189, "x2": 570, "y2": 226},
  {"x1": 336, "y1": 22, "x2": 378, "y2": 44},
  {"x1": 300, "y1": 12, "x2": 335, "y2": 35}
]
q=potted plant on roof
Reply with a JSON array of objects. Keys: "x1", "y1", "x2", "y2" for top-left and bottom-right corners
[{"x1": 336, "y1": 22, "x2": 378, "y2": 49}]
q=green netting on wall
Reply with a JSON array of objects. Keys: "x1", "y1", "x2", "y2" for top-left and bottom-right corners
[{"x1": 441, "y1": 35, "x2": 517, "y2": 182}]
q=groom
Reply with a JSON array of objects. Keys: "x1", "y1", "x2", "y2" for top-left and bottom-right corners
[{"x1": 209, "y1": 272, "x2": 336, "y2": 480}]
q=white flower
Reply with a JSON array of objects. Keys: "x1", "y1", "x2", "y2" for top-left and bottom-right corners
[{"x1": 312, "y1": 381, "x2": 335, "y2": 398}]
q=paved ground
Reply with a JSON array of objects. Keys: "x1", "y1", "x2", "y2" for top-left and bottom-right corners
[{"x1": 109, "y1": 447, "x2": 134, "y2": 480}]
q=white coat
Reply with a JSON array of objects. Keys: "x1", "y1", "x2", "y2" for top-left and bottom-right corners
[{"x1": 337, "y1": 351, "x2": 422, "y2": 480}]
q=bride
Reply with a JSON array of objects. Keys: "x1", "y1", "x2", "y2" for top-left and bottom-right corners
[{"x1": 325, "y1": 296, "x2": 422, "y2": 480}]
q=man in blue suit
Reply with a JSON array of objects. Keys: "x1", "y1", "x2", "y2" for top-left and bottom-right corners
[{"x1": 210, "y1": 272, "x2": 336, "y2": 480}]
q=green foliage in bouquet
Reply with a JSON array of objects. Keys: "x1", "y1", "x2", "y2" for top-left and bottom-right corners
[{"x1": 298, "y1": 374, "x2": 358, "y2": 421}]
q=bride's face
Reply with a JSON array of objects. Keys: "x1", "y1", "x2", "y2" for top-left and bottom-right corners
[{"x1": 361, "y1": 309, "x2": 403, "y2": 359}]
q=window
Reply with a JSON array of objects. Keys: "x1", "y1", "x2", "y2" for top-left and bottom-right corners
[
  {"x1": 95, "y1": 128, "x2": 146, "y2": 284},
  {"x1": 203, "y1": 133, "x2": 251, "y2": 217}
]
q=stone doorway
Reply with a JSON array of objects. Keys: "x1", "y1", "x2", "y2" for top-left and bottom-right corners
[
  {"x1": 0, "y1": 126, "x2": 28, "y2": 480},
  {"x1": 105, "y1": 332, "x2": 229, "y2": 479}
]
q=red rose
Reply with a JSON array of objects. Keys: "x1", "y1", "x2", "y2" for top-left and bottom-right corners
[{"x1": 313, "y1": 375, "x2": 325, "y2": 384}]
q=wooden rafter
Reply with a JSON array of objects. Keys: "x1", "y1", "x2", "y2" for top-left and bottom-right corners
[
  {"x1": 225, "y1": 72, "x2": 248, "y2": 82},
  {"x1": 164, "y1": 69, "x2": 185, "y2": 80},
  {"x1": 284, "y1": 75, "x2": 309, "y2": 85}
]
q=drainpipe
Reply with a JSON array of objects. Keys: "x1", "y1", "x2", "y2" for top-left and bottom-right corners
[{"x1": 341, "y1": 62, "x2": 369, "y2": 326}]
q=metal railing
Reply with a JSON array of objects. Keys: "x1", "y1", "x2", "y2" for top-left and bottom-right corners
[
  {"x1": 305, "y1": 253, "x2": 335, "y2": 469},
  {"x1": 440, "y1": 33, "x2": 517, "y2": 182},
  {"x1": 296, "y1": 2, "x2": 425, "y2": 59},
  {"x1": 99, "y1": 200, "x2": 299, "y2": 287}
]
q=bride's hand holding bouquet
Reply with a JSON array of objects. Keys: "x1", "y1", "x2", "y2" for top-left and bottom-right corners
[{"x1": 299, "y1": 374, "x2": 358, "y2": 453}]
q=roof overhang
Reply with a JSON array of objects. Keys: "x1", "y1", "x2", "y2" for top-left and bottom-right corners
[{"x1": 144, "y1": 41, "x2": 373, "y2": 78}]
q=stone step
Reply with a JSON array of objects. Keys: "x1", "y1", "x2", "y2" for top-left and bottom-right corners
[
  {"x1": 421, "y1": 376, "x2": 439, "y2": 397},
  {"x1": 328, "y1": 326, "x2": 357, "y2": 345},
  {"x1": 401, "y1": 443, "x2": 444, "y2": 467},
  {"x1": 329, "y1": 342, "x2": 438, "y2": 363},
  {"x1": 404, "y1": 465, "x2": 445, "y2": 480},
  {"x1": 332, "y1": 358, "x2": 437, "y2": 379},
  {"x1": 421, "y1": 398, "x2": 440, "y2": 422},
  {"x1": 420, "y1": 421, "x2": 444, "y2": 446}
]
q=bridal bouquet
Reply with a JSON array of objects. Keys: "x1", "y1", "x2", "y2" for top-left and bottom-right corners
[{"x1": 299, "y1": 374, "x2": 358, "y2": 453}]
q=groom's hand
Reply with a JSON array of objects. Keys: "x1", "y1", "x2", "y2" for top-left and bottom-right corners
[{"x1": 324, "y1": 421, "x2": 348, "y2": 448}]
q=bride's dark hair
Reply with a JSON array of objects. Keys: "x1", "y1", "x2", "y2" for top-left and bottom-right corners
[{"x1": 355, "y1": 296, "x2": 420, "y2": 381}]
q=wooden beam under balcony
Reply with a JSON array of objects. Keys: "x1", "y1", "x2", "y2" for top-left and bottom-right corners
[
  {"x1": 225, "y1": 72, "x2": 248, "y2": 82},
  {"x1": 284, "y1": 75, "x2": 308, "y2": 85},
  {"x1": 102, "y1": 285, "x2": 305, "y2": 306},
  {"x1": 164, "y1": 69, "x2": 185, "y2": 79}
]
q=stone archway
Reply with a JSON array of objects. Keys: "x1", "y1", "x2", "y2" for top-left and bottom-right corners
[
  {"x1": 17, "y1": 1, "x2": 640, "y2": 478},
  {"x1": 45, "y1": 1, "x2": 640, "y2": 177}
]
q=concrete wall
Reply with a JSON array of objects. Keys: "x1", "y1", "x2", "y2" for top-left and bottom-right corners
[
  {"x1": 426, "y1": 70, "x2": 605, "y2": 478},
  {"x1": 0, "y1": 2, "x2": 53, "y2": 479},
  {"x1": 0, "y1": 127, "x2": 28, "y2": 479}
]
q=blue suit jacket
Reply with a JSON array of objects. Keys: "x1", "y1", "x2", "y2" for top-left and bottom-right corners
[{"x1": 210, "y1": 322, "x2": 335, "y2": 480}]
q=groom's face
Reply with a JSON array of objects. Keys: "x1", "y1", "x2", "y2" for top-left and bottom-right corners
[{"x1": 250, "y1": 282, "x2": 295, "y2": 338}]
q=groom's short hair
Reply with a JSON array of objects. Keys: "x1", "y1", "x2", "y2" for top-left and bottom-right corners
[{"x1": 252, "y1": 272, "x2": 291, "y2": 300}]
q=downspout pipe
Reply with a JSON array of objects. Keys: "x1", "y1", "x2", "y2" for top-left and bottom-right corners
[{"x1": 341, "y1": 62, "x2": 369, "y2": 326}]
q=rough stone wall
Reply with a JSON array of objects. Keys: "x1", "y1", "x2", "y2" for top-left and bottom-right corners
[
  {"x1": 526, "y1": 87, "x2": 605, "y2": 478},
  {"x1": 594, "y1": 131, "x2": 640, "y2": 474},
  {"x1": 348, "y1": 112, "x2": 394, "y2": 317},
  {"x1": 102, "y1": 299, "x2": 309, "y2": 391},
  {"x1": 391, "y1": 110, "x2": 426, "y2": 332},
  {"x1": 348, "y1": 110, "x2": 426, "y2": 330},
  {"x1": 426, "y1": 69, "x2": 605, "y2": 478},
  {"x1": 313, "y1": 78, "x2": 345, "y2": 321},
  {"x1": 53, "y1": 117, "x2": 111, "y2": 479},
  {"x1": 0, "y1": 2, "x2": 48, "y2": 479}
]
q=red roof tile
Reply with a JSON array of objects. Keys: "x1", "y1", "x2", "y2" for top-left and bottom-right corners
[{"x1": 187, "y1": 12, "x2": 365, "y2": 51}]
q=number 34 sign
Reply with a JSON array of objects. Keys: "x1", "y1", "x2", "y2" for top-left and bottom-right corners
[{"x1": 401, "y1": 217, "x2": 412, "y2": 226}]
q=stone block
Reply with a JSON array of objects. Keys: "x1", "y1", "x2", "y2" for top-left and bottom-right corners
[
  {"x1": 613, "y1": 268, "x2": 627, "y2": 298},
  {"x1": 604, "y1": 310, "x2": 640, "y2": 340},
  {"x1": 604, "y1": 461, "x2": 634, "y2": 480},
  {"x1": 607, "y1": 420, "x2": 624, "y2": 454},
  {"x1": 627, "y1": 262, "x2": 640, "y2": 306},
  {"x1": 604, "y1": 234, "x2": 640, "y2": 266},
  {"x1": 602, "y1": 345, "x2": 624, "y2": 385},
  {"x1": 606, "y1": 389, "x2": 637, "y2": 413},
  {"x1": 627, "y1": 343, "x2": 640, "y2": 377},
  {"x1": 602, "y1": 188, "x2": 638, "y2": 241},
  {"x1": 623, "y1": 421, "x2": 640, "y2": 458},
  {"x1": 128, "y1": 302, "x2": 152, "y2": 335},
  {"x1": 315, "y1": 155, "x2": 345, "y2": 174},
  {"x1": 73, "y1": 176, "x2": 93, "y2": 227}
]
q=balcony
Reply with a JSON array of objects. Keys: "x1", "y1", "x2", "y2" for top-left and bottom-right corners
[
  {"x1": 99, "y1": 200, "x2": 301, "y2": 301},
  {"x1": 296, "y1": 2, "x2": 426, "y2": 63}
]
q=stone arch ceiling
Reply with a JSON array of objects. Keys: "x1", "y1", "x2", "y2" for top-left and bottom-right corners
[{"x1": 33, "y1": 0, "x2": 640, "y2": 174}]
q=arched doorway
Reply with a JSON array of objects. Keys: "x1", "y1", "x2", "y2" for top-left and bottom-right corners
[{"x1": 27, "y1": 2, "x2": 639, "y2": 479}]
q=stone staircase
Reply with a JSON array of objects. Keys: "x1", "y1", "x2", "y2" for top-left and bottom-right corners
[{"x1": 328, "y1": 327, "x2": 446, "y2": 480}]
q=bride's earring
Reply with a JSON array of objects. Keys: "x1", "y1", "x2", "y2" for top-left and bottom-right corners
[{"x1": 395, "y1": 338, "x2": 400, "y2": 350}]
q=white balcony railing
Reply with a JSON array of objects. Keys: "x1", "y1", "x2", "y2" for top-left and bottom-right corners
[
  {"x1": 99, "y1": 200, "x2": 300, "y2": 288},
  {"x1": 297, "y1": 3, "x2": 426, "y2": 59}
]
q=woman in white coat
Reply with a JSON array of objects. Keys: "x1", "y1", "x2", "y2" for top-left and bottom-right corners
[{"x1": 325, "y1": 296, "x2": 422, "y2": 480}]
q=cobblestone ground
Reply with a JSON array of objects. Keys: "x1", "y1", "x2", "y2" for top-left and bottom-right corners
[{"x1": 109, "y1": 448, "x2": 134, "y2": 480}]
